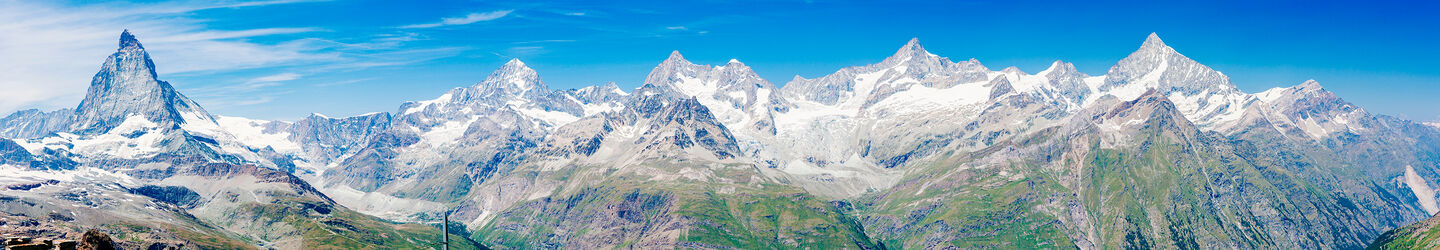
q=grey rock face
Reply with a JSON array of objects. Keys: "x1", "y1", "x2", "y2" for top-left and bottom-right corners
[
  {"x1": 324, "y1": 59, "x2": 582, "y2": 200},
  {"x1": 782, "y1": 38, "x2": 990, "y2": 106},
  {"x1": 644, "y1": 97, "x2": 742, "y2": 159},
  {"x1": 0, "y1": 138, "x2": 34, "y2": 165},
  {"x1": 0, "y1": 109, "x2": 74, "y2": 139},
  {"x1": 987, "y1": 76, "x2": 1014, "y2": 100},
  {"x1": 1102, "y1": 33, "x2": 1234, "y2": 96},
  {"x1": 1043, "y1": 60, "x2": 1092, "y2": 105},
  {"x1": 127, "y1": 185, "x2": 202, "y2": 208},
  {"x1": 287, "y1": 112, "x2": 391, "y2": 162},
  {"x1": 558, "y1": 82, "x2": 743, "y2": 160},
  {"x1": 644, "y1": 51, "x2": 791, "y2": 135},
  {"x1": 394, "y1": 59, "x2": 583, "y2": 131},
  {"x1": 561, "y1": 82, "x2": 628, "y2": 105},
  {"x1": 72, "y1": 30, "x2": 214, "y2": 135}
]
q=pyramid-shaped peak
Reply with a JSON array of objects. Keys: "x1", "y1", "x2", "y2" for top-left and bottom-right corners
[
  {"x1": 1047, "y1": 60, "x2": 1071, "y2": 70},
  {"x1": 1001, "y1": 66, "x2": 1025, "y2": 75},
  {"x1": 492, "y1": 58, "x2": 537, "y2": 77},
  {"x1": 666, "y1": 50, "x2": 688, "y2": 63},
  {"x1": 1042, "y1": 60, "x2": 1079, "y2": 76},
  {"x1": 892, "y1": 37, "x2": 929, "y2": 57},
  {"x1": 74, "y1": 29, "x2": 214, "y2": 134},
  {"x1": 1142, "y1": 32, "x2": 1166, "y2": 48},
  {"x1": 726, "y1": 58, "x2": 743, "y2": 65},
  {"x1": 1298, "y1": 79, "x2": 1323, "y2": 89},
  {"x1": 119, "y1": 29, "x2": 143, "y2": 50},
  {"x1": 504, "y1": 58, "x2": 527, "y2": 67},
  {"x1": 476, "y1": 57, "x2": 543, "y2": 93},
  {"x1": 1052, "y1": 60, "x2": 1076, "y2": 70}
]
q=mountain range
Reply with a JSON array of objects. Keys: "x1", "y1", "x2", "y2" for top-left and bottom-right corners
[{"x1": 1, "y1": 30, "x2": 1437, "y2": 249}]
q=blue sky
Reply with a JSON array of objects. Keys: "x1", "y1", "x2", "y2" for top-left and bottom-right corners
[{"x1": 2, "y1": 0, "x2": 1437, "y2": 122}]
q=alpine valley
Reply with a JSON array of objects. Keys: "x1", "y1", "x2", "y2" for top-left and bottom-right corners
[{"x1": 2, "y1": 30, "x2": 1438, "y2": 249}]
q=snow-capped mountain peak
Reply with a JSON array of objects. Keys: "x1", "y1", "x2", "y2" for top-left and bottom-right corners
[
  {"x1": 1040, "y1": 60, "x2": 1069, "y2": 76},
  {"x1": 644, "y1": 51, "x2": 707, "y2": 90},
  {"x1": 1297, "y1": 79, "x2": 1323, "y2": 90},
  {"x1": 1103, "y1": 33, "x2": 1233, "y2": 95},
  {"x1": 119, "y1": 29, "x2": 143, "y2": 50},
  {"x1": 886, "y1": 37, "x2": 933, "y2": 63},
  {"x1": 72, "y1": 30, "x2": 215, "y2": 135},
  {"x1": 1001, "y1": 66, "x2": 1026, "y2": 75},
  {"x1": 666, "y1": 50, "x2": 687, "y2": 63},
  {"x1": 1140, "y1": 32, "x2": 1168, "y2": 50},
  {"x1": 637, "y1": 51, "x2": 789, "y2": 136},
  {"x1": 472, "y1": 58, "x2": 544, "y2": 97},
  {"x1": 1094, "y1": 33, "x2": 1253, "y2": 130}
]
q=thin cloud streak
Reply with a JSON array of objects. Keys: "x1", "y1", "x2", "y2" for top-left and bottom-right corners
[
  {"x1": 401, "y1": 10, "x2": 514, "y2": 29},
  {"x1": 0, "y1": 1, "x2": 336, "y2": 115}
]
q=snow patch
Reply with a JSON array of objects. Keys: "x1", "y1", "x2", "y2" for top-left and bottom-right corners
[
  {"x1": 871, "y1": 81, "x2": 990, "y2": 115},
  {"x1": 516, "y1": 107, "x2": 580, "y2": 127},
  {"x1": 402, "y1": 91, "x2": 454, "y2": 116},
  {"x1": 1405, "y1": 165, "x2": 1439, "y2": 215},
  {"x1": 323, "y1": 185, "x2": 444, "y2": 222},
  {"x1": 216, "y1": 116, "x2": 302, "y2": 154},
  {"x1": 1255, "y1": 87, "x2": 1288, "y2": 104}
]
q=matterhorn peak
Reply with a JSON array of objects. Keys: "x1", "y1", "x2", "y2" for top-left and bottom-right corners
[
  {"x1": 72, "y1": 30, "x2": 214, "y2": 134},
  {"x1": 119, "y1": 29, "x2": 143, "y2": 50}
]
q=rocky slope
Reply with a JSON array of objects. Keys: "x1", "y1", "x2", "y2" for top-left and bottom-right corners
[
  {"x1": 0, "y1": 31, "x2": 475, "y2": 249},
  {"x1": 3, "y1": 31, "x2": 1438, "y2": 249},
  {"x1": 282, "y1": 33, "x2": 1440, "y2": 249},
  {"x1": 1371, "y1": 212, "x2": 1440, "y2": 249}
]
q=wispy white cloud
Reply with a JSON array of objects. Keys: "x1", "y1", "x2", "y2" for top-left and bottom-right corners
[
  {"x1": 228, "y1": 96, "x2": 276, "y2": 106},
  {"x1": 0, "y1": 1, "x2": 336, "y2": 115},
  {"x1": 666, "y1": 26, "x2": 688, "y2": 30},
  {"x1": 314, "y1": 78, "x2": 375, "y2": 87},
  {"x1": 401, "y1": 10, "x2": 514, "y2": 29},
  {"x1": 240, "y1": 72, "x2": 303, "y2": 90},
  {"x1": 0, "y1": 1, "x2": 460, "y2": 117},
  {"x1": 502, "y1": 46, "x2": 546, "y2": 58},
  {"x1": 249, "y1": 72, "x2": 304, "y2": 83},
  {"x1": 564, "y1": 12, "x2": 586, "y2": 16}
]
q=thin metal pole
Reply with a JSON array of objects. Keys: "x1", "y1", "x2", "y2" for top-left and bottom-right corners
[{"x1": 442, "y1": 208, "x2": 450, "y2": 250}]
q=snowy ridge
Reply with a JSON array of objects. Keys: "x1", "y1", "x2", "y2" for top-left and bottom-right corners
[{"x1": 6, "y1": 31, "x2": 1436, "y2": 243}]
